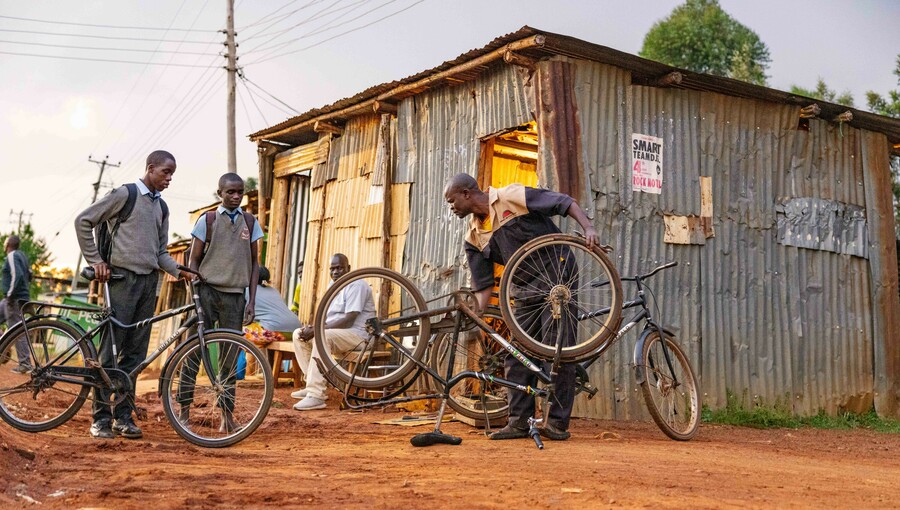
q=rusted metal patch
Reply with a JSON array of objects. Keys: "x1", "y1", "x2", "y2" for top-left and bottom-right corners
[
  {"x1": 664, "y1": 215, "x2": 711, "y2": 244},
  {"x1": 775, "y1": 197, "x2": 868, "y2": 258}
]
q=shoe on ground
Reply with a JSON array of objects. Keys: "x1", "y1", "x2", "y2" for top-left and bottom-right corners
[
  {"x1": 112, "y1": 419, "x2": 143, "y2": 439},
  {"x1": 539, "y1": 423, "x2": 571, "y2": 441},
  {"x1": 489, "y1": 424, "x2": 529, "y2": 440},
  {"x1": 293, "y1": 396, "x2": 327, "y2": 411},
  {"x1": 290, "y1": 388, "x2": 309, "y2": 399},
  {"x1": 90, "y1": 420, "x2": 114, "y2": 439},
  {"x1": 178, "y1": 406, "x2": 190, "y2": 425},
  {"x1": 219, "y1": 410, "x2": 240, "y2": 433},
  {"x1": 10, "y1": 364, "x2": 31, "y2": 374}
]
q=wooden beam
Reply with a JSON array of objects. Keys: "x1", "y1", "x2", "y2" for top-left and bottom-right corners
[
  {"x1": 373, "y1": 101, "x2": 398, "y2": 115},
  {"x1": 494, "y1": 138, "x2": 538, "y2": 152},
  {"x1": 833, "y1": 110, "x2": 853, "y2": 123},
  {"x1": 314, "y1": 120, "x2": 343, "y2": 135},
  {"x1": 652, "y1": 71, "x2": 682, "y2": 87},
  {"x1": 503, "y1": 50, "x2": 538, "y2": 70},
  {"x1": 799, "y1": 104, "x2": 821, "y2": 119}
]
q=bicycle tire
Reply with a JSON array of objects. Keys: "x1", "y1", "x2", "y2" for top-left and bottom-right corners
[
  {"x1": 430, "y1": 308, "x2": 509, "y2": 421},
  {"x1": 499, "y1": 234, "x2": 623, "y2": 362},
  {"x1": 160, "y1": 332, "x2": 273, "y2": 448},
  {"x1": 0, "y1": 317, "x2": 94, "y2": 432},
  {"x1": 639, "y1": 331, "x2": 699, "y2": 441},
  {"x1": 312, "y1": 268, "x2": 430, "y2": 389}
]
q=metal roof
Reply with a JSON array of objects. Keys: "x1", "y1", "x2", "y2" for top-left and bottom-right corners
[{"x1": 248, "y1": 26, "x2": 900, "y2": 150}]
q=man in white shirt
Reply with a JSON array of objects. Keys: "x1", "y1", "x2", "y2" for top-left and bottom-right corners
[{"x1": 291, "y1": 253, "x2": 375, "y2": 411}]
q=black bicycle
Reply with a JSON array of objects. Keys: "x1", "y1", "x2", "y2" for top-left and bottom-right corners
[
  {"x1": 311, "y1": 234, "x2": 697, "y2": 447},
  {"x1": 0, "y1": 265, "x2": 273, "y2": 448}
]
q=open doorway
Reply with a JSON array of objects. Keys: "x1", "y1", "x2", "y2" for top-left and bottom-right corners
[{"x1": 478, "y1": 121, "x2": 538, "y2": 189}]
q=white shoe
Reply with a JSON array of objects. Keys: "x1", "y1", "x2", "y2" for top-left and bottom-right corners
[
  {"x1": 293, "y1": 396, "x2": 327, "y2": 411},
  {"x1": 291, "y1": 328, "x2": 303, "y2": 343},
  {"x1": 290, "y1": 388, "x2": 309, "y2": 399}
]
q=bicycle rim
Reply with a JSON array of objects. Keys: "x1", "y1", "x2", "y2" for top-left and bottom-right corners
[
  {"x1": 500, "y1": 234, "x2": 623, "y2": 362},
  {"x1": 0, "y1": 318, "x2": 92, "y2": 432},
  {"x1": 640, "y1": 332, "x2": 699, "y2": 441},
  {"x1": 161, "y1": 333, "x2": 273, "y2": 448},
  {"x1": 430, "y1": 310, "x2": 510, "y2": 421},
  {"x1": 313, "y1": 268, "x2": 430, "y2": 389}
]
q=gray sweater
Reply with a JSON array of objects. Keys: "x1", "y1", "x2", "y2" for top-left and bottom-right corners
[{"x1": 75, "y1": 184, "x2": 180, "y2": 276}]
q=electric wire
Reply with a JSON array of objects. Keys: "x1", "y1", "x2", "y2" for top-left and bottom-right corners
[
  {"x1": 240, "y1": 75, "x2": 300, "y2": 114},
  {"x1": 239, "y1": 77, "x2": 270, "y2": 126},
  {"x1": 238, "y1": 0, "x2": 312, "y2": 31},
  {"x1": 0, "y1": 27, "x2": 218, "y2": 44},
  {"x1": 240, "y1": 0, "x2": 345, "y2": 48},
  {"x1": 0, "y1": 14, "x2": 219, "y2": 32},
  {"x1": 0, "y1": 50, "x2": 219, "y2": 67},
  {"x1": 235, "y1": 78, "x2": 257, "y2": 132},
  {"x1": 245, "y1": 0, "x2": 425, "y2": 66},
  {"x1": 0, "y1": 38, "x2": 219, "y2": 56}
]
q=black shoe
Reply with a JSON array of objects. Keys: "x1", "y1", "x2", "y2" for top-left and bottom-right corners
[
  {"x1": 489, "y1": 424, "x2": 529, "y2": 440},
  {"x1": 90, "y1": 420, "x2": 114, "y2": 439},
  {"x1": 219, "y1": 409, "x2": 239, "y2": 433},
  {"x1": 178, "y1": 406, "x2": 190, "y2": 425},
  {"x1": 539, "y1": 423, "x2": 571, "y2": 441},
  {"x1": 112, "y1": 420, "x2": 143, "y2": 439}
]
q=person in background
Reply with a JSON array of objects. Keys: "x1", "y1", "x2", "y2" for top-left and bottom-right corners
[{"x1": 1, "y1": 235, "x2": 32, "y2": 373}]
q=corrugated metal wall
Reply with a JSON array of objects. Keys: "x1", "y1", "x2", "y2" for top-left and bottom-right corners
[{"x1": 401, "y1": 64, "x2": 532, "y2": 300}]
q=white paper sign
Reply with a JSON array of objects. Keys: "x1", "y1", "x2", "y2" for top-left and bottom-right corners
[{"x1": 631, "y1": 133, "x2": 663, "y2": 194}]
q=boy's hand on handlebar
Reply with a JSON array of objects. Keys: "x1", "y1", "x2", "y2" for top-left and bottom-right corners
[
  {"x1": 92, "y1": 262, "x2": 110, "y2": 282},
  {"x1": 177, "y1": 269, "x2": 194, "y2": 281},
  {"x1": 243, "y1": 303, "x2": 255, "y2": 326},
  {"x1": 583, "y1": 226, "x2": 599, "y2": 249}
]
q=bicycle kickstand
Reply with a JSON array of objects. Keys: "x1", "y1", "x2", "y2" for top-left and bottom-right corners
[
  {"x1": 527, "y1": 417, "x2": 544, "y2": 450},
  {"x1": 409, "y1": 398, "x2": 462, "y2": 447}
]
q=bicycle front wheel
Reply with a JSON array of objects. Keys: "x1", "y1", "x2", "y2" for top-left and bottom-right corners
[
  {"x1": 160, "y1": 332, "x2": 273, "y2": 448},
  {"x1": 639, "y1": 331, "x2": 699, "y2": 441},
  {"x1": 499, "y1": 234, "x2": 623, "y2": 362},
  {"x1": 313, "y1": 268, "x2": 430, "y2": 389},
  {"x1": 0, "y1": 318, "x2": 93, "y2": 432},
  {"x1": 430, "y1": 308, "x2": 509, "y2": 421}
]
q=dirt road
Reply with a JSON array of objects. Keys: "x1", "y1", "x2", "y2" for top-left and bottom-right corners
[{"x1": 1, "y1": 385, "x2": 898, "y2": 509}]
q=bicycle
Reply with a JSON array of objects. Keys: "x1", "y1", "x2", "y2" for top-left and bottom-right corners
[
  {"x1": 0, "y1": 265, "x2": 273, "y2": 448},
  {"x1": 313, "y1": 234, "x2": 699, "y2": 446}
]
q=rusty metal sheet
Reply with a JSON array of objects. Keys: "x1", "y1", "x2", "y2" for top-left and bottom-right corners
[{"x1": 775, "y1": 197, "x2": 868, "y2": 258}]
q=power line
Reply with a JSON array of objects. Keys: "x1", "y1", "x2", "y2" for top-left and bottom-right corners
[
  {"x1": 0, "y1": 14, "x2": 220, "y2": 32},
  {"x1": 247, "y1": 0, "x2": 400, "y2": 57},
  {"x1": 0, "y1": 27, "x2": 218, "y2": 44},
  {"x1": 0, "y1": 50, "x2": 219, "y2": 67},
  {"x1": 0, "y1": 38, "x2": 220, "y2": 56},
  {"x1": 240, "y1": 78, "x2": 269, "y2": 126},
  {"x1": 245, "y1": 0, "x2": 426, "y2": 66},
  {"x1": 240, "y1": 0, "x2": 344, "y2": 47},
  {"x1": 239, "y1": 0, "x2": 313, "y2": 31},
  {"x1": 240, "y1": 74, "x2": 300, "y2": 114},
  {"x1": 236, "y1": 80, "x2": 257, "y2": 132}
]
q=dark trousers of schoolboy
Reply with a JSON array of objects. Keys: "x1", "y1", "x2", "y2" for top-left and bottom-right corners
[
  {"x1": 93, "y1": 268, "x2": 158, "y2": 425},
  {"x1": 5, "y1": 298, "x2": 30, "y2": 367},
  {"x1": 503, "y1": 250, "x2": 577, "y2": 432},
  {"x1": 176, "y1": 284, "x2": 245, "y2": 413}
]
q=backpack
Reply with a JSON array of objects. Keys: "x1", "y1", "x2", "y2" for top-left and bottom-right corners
[
  {"x1": 95, "y1": 183, "x2": 169, "y2": 263},
  {"x1": 201, "y1": 209, "x2": 256, "y2": 258}
]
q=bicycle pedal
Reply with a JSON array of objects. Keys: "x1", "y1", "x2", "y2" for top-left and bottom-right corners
[{"x1": 134, "y1": 407, "x2": 148, "y2": 421}]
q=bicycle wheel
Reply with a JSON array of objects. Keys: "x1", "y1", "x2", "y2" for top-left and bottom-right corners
[
  {"x1": 430, "y1": 308, "x2": 509, "y2": 421},
  {"x1": 160, "y1": 332, "x2": 273, "y2": 448},
  {"x1": 639, "y1": 331, "x2": 699, "y2": 441},
  {"x1": 499, "y1": 234, "x2": 623, "y2": 362},
  {"x1": 0, "y1": 318, "x2": 93, "y2": 432},
  {"x1": 313, "y1": 268, "x2": 430, "y2": 389}
]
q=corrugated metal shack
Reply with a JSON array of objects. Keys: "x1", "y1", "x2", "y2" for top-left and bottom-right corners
[{"x1": 249, "y1": 27, "x2": 900, "y2": 419}]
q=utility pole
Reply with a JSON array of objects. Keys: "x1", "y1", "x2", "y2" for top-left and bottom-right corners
[
  {"x1": 8, "y1": 209, "x2": 33, "y2": 233},
  {"x1": 225, "y1": 0, "x2": 237, "y2": 173},
  {"x1": 71, "y1": 155, "x2": 120, "y2": 289}
]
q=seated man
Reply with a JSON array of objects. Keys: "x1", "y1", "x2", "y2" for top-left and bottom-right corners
[
  {"x1": 247, "y1": 266, "x2": 302, "y2": 338},
  {"x1": 291, "y1": 253, "x2": 375, "y2": 411}
]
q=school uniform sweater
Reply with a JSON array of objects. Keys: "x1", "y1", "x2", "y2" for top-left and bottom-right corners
[
  {"x1": 199, "y1": 212, "x2": 253, "y2": 294},
  {"x1": 75, "y1": 184, "x2": 180, "y2": 276}
]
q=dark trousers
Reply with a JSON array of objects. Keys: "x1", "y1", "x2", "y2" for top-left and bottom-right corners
[
  {"x1": 93, "y1": 269, "x2": 158, "y2": 423},
  {"x1": 176, "y1": 285, "x2": 245, "y2": 412},
  {"x1": 505, "y1": 248, "x2": 577, "y2": 431},
  {"x1": 3, "y1": 298, "x2": 29, "y2": 367}
]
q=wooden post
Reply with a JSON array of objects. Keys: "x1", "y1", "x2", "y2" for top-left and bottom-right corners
[
  {"x1": 379, "y1": 114, "x2": 393, "y2": 318},
  {"x1": 225, "y1": 0, "x2": 237, "y2": 173}
]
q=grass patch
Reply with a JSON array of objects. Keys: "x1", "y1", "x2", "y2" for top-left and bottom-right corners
[{"x1": 701, "y1": 390, "x2": 900, "y2": 433}]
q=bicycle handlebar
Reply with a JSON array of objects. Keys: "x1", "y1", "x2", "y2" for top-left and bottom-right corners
[
  {"x1": 80, "y1": 266, "x2": 125, "y2": 282},
  {"x1": 620, "y1": 261, "x2": 678, "y2": 282}
]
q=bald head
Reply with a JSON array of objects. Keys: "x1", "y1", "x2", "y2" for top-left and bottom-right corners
[
  {"x1": 444, "y1": 173, "x2": 486, "y2": 219},
  {"x1": 444, "y1": 173, "x2": 479, "y2": 195}
]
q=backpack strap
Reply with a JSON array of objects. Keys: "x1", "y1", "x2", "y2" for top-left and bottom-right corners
[
  {"x1": 204, "y1": 210, "x2": 217, "y2": 247},
  {"x1": 242, "y1": 211, "x2": 256, "y2": 235},
  {"x1": 116, "y1": 183, "x2": 139, "y2": 225}
]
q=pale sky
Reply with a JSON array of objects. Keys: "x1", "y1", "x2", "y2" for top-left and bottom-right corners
[{"x1": 1, "y1": 0, "x2": 898, "y2": 270}]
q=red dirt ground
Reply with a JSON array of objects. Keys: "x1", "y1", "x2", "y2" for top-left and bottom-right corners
[{"x1": 1, "y1": 384, "x2": 898, "y2": 509}]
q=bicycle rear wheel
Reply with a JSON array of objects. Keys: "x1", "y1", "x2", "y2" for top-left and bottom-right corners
[
  {"x1": 499, "y1": 234, "x2": 623, "y2": 362},
  {"x1": 313, "y1": 268, "x2": 430, "y2": 389},
  {"x1": 430, "y1": 308, "x2": 509, "y2": 421},
  {"x1": 639, "y1": 331, "x2": 699, "y2": 441},
  {"x1": 160, "y1": 332, "x2": 273, "y2": 448},
  {"x1": 0, "y1": 318, "x2": 93, "y2": 432}
]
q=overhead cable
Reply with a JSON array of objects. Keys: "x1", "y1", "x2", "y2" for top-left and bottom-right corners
[{"x1": 0, "y1": 14, "x2": 219, "y2": 32}]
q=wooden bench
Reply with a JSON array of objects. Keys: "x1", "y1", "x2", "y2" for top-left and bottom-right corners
[{"x1": 266, "y1": 340, "x2": 304, "y2": 388}]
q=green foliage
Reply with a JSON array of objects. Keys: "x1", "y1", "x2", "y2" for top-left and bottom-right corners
[
  {"x1": 0, "y1": 223, "x2": 52, "y2": 299},
  {"x1": 866, "y1": 54, "x2": 900, "y2": 119},
  {"x1": 640, "y1": 0, "x2": 771, "y2": 85},
  {"x1": 702, "y1": 390, "x2": 900, "y2": 433},
  {"x1": 245, "y1": 176, "x2": 258, "y2": 192},
  {"x1": 790, "y1": 78, "x2": 855, "y2": 107}
]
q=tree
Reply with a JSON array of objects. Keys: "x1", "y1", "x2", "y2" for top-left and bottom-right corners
[
  {"x1": 866, "y1": 54, "x2": 900, "y2": 119},
  {"x1": 245, "y1": 176, "x2": 258, "y2": 192},
  {"x1": 790, "y1": 78, "x2": 855, "y2": 107},
  {"x1": 640, "y1": 0, "x2": 771, "y2": 86},
  {"x1": 0, "y1": 223, "x2": 53, "y2": 299}
]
